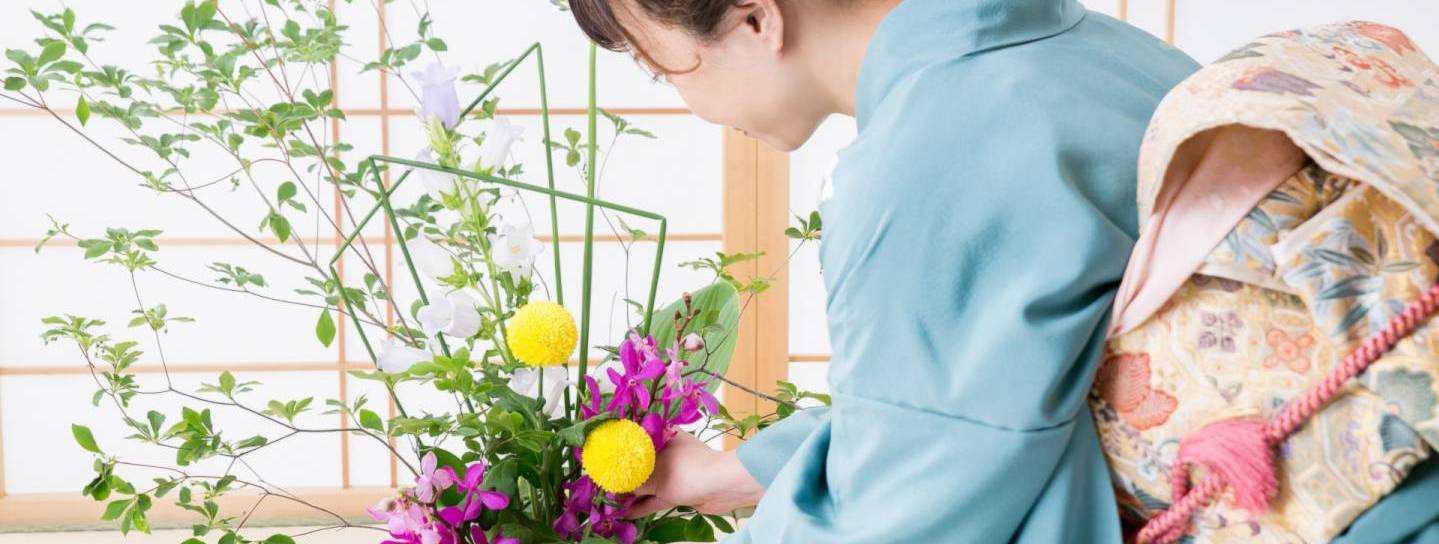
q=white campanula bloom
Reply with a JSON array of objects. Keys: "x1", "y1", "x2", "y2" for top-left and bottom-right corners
[
  {"x1": 378, "y1": 341, "x2": 431, "y2": 373},
  {"x1": 408, "y1": 235, "x2": 456, "y2": 281},
  {"x1": 489, "y1": 222, "x2": 544, "y2": 279},
  {"x1": 508, "y1": 366, "x2": 571, "y2": 418},
  {"x1": 412, "y1": 147, "x2": 458, "y2": 198},
  {"x1": 481, "y1": 117, "x2": 525, "y2": 170},
  {"x1": 417, "y1": 289, "x2": 482, "y2": 339},
  {"x1": 412, "y1": 61, "x2": 460, "y2": 130}
]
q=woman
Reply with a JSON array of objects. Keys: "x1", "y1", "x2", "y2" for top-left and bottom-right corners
[{"x1": 567, "y1": 0, "x2": 1198, "y2": 541}]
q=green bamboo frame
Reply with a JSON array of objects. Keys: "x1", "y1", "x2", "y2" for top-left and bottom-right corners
[{"x1": 327, "y1": 43, "x2": 669, "y2": 392}]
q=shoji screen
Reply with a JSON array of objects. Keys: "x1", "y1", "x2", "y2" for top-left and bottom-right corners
[{"x1": 0, "y1": 0, "x2": 771, "y2": 528}]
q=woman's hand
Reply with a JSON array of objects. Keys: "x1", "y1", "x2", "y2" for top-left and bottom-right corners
[{"x1": 626, "y1": 431, "x2": 765, "y2": 518}]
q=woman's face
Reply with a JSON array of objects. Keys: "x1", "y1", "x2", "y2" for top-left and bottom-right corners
[{"x1": 617, "y1": 1, "x2": 829, "y2": 151}]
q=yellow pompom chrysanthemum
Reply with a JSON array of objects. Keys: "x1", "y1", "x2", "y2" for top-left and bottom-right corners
[
  {"x1": 506, "y1": 301, "x2": 577, "y2": 367},
  {"x1": 581, "y1": 419, "x2": 655, "y2": 494}
]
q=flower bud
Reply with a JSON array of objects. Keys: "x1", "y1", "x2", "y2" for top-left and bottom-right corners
[{"x1": 681, "y1": 332, "x2": 705, "y2": 352}]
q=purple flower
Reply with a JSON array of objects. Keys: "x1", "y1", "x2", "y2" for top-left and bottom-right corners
[
  {"x1": 590, "y1": 495, "x2": 639, "y2": 544},
  {"x1": 553, "y1": 476, "x2": 599, "y2": 539},
  {"x1": 413, "y1": 62, "x2": 461, "y2": 129},
  {"x1": 641, "y1": 412, "x2": 668, "y2": 450},
  {"x1": 413, "y1": 452, "x2": 457, "y2": 503},
  {"x1": 606, "y1": 335, "x2": 665, "y2": 417},
  {"x1": 468, "y1": 526, "x2": 521, "y2": 544},
  {"x1": 662, "y1": 378, "x2": 720, "y2": 426},
  {"x1": 437, "y1": 462, "x2": 509, "y2": 526},
  {"x1": 581, "y1": 375, "x2": 603, "y2": 420}
]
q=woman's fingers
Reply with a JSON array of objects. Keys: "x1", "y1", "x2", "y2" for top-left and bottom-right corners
[
  {"x1": 625, "y1": 495, "x2": 673, "y2": 519},
  {"x1": 634, "y1": 477, "x2": 659, "y2": 497}
]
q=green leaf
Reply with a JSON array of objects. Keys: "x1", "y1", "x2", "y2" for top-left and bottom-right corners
[
  {"x1": 266, "y1": 212, "x2": 291, "y2": 242},
  {"x1": 76, "y1": 95, "x2": 90, "y2": 126},
  {"x1": 218, "y1": 371, "x2": 236, "y2": 396},
  {"x1": 358, "y1": 409, "x2": 384, "y2": 434},
  {"x1": 277, "y1": 181, "x2": 296, "y2": 201},
  {"x1": 72, "y1": 423, "x2": 101, "y2": 453},
  {"x1": 425, "y1": 38, "x2": 447, "y2": 52},
  {"x1": 101, "y1": 499, "x2": 132, "y2": 521},
  {"x1": 644, "y1": 517, "x2": 691, "y2": 543},
  {"x1": 684, "y1": 515, "x2": 716, "y2": 541},
  {"x1": 3, "y1": 77, "x2": 23, "y2": 91},
  {"x1": 146, "y1": 410, "x2": 166, "y2": 435},
  {"x1": 315, "y1": 308, "x2": 336, "y2": 347},
  {"x1": 557, "y1": 413, "x2": 613, "y2": 446},
  {"x1": 263, "y1": 535, "x2": 296, "y2": 544},
  {"x1": 37, "y1": 41, "x2": 66, "y2": 66},
  {"x1": 648, "y1": 281, "x2": 741, "y2": 393}
]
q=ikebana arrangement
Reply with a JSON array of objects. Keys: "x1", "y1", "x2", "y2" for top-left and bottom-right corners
[{"x1": 2, "y1": 1, "x2": 826, "y2": 542}]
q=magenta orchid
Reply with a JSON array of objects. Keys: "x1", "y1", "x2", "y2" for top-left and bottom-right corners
[
  {"x1": 589, "y1": 495, "x2": 640, "y2": 544},
  {"x1": 662, "y1": 378, "x2": 721, "y2": 426},
  {"x1": 438, "y1": 462, "x2": 510, "y2": 527},
  {"x1": 605, "y1": 334, "x2": 665, "y2": 417}
]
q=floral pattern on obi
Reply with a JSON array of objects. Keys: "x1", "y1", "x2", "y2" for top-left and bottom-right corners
[{"x1": 1096, "y1": 20, "x2": 1439, "y2": 543}]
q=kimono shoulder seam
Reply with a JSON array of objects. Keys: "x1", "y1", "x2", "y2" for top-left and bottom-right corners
[{"x1": 829, "y1": 389, "x2": 1084, "y2": 434}]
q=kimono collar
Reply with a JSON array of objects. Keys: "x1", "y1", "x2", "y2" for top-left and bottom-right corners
[{"x1": 855, "y1": 0, "x2": 1085, "y2": 128}]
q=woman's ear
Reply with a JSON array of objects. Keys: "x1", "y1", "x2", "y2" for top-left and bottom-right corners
[{"x1": 733, "y1": 0, "x2": 785, "y2": 54}]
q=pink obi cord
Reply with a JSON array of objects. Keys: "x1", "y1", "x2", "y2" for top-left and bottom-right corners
[
  {"x1": 1109, "y1": 126, "x2": 1439, "y2": 542},
  {"x1": 1136, "y1": 281, "x2": 1439, "y2": 543}
]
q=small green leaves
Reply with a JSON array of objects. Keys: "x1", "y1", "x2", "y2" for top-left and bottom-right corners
[
  {"x1": 260, "y1": 211, "x2": 292, "y2": 243},
  {"x1": 3, "y1": 76, "x2": 23, "y2": 91},
  {"x1": 275, "y1": 181, "x2": 306, "y2": 213},
  {"x1": 74, "y1": 228, "x2": 160, "y2": 270},
  {"x1": 128, "y1": 304, "x2": 194, "y2": 332},
  {"x1": 678, "y1": 251, "x2": 768, "y2": 293},
  {"x1": 208, "y1": 262, "x2": 267, "y2": 289},
  {"x1": 263, "y1": 397, "x2": 314, "y2": 424},
  {"x1": 73, "y1": 423, "x2": 101, "y2": 453},
  {"x1": 785, "y1": 210, "x2": 823, "y2": 241},
  {"x1": 425, "y1": 38, "x2": 447, "y2": 52},
  {"x1": 76, "y1": 95, "x2": 90, "y2": 125},
  {"x1": 315, "y1": 308, "x2": 336, "y2": 347}
]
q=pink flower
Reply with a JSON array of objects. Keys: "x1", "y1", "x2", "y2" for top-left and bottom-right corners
[{"x1": 413, "y1": 452, "x2": 457, "y2": 503}]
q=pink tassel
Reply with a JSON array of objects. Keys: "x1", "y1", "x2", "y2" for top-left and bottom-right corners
[{"x1": 1173, "y1": 418, "x2": 1277, "y2": 513}]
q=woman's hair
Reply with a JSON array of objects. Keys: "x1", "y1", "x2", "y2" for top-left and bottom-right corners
[{"x1": 568, "y1": 0, "x2": 737, "y2": 68}]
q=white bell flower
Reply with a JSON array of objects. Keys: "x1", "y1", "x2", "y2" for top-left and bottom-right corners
[
  {"x1": 489, "y1": 222, "x2": 544, "y2": 279},
  {"x1": 508, "y1": 366, "x2": 571, "y2": 418},
  {"x1": 481, "y1": 117, "x2": 524, "y2": 170},
  {"x1": 416, "y1": 290, "x2": 481, "y2": 339},
  {"x1": 378, "y1": 341, "x2": 431, "y2": 374},
  {"x1": 413, "y1": 147, "x2": 458, "y2": 197},
  {"x1": 408, "y1": 236, "x2": 456, "y2": 280}
]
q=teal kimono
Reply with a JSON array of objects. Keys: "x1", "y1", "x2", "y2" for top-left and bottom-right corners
[{"x1": 730, "y1": 0, "x2": 1198, "y2": 541}]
